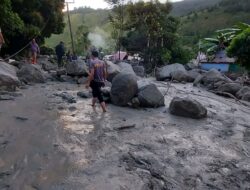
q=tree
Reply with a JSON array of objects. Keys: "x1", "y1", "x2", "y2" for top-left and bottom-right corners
[
  {"x1": 227, "y1": 28, "x2": 250, "y2": 70},
  {"x1": 74, "y1": 24, "x2": 91, "y2": 55},
  {"x1": 124, "y1": 0, "x2": 180, "y2": 68},
  {"x1": 1, "y1": 0, "x2": 65, "y2": 54}
]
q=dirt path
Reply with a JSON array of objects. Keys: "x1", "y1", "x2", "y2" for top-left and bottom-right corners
[{"x1": 0, "y1": 81, "x2": 250, "y2": 190}]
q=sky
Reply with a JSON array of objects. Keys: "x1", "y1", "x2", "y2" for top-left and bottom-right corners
[{"x1": 66, "y1": 0, "x2": 183, "y2": 10}]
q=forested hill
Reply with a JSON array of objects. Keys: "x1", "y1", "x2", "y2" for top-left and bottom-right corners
[
  {"x1": 171, "y1": 0, "x2": 221, "y2": 16},
  {"x1": 179, "y1": 0, "x2": 250, "y2": 48},
  {"x1": 46, "y1": 0, "x2": 250, "y2": 53}
]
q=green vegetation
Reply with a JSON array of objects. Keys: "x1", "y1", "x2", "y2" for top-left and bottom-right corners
[
  {"x1": 227, "y1": 27, "x2": 250, "y2": 70},
  {"x1": 0, "y1": 0, "x2": 64, "y2": 54}
]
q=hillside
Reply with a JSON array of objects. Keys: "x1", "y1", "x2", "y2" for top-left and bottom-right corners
[
  {"x1": 171, "y1": 0, "x2": 221, "y2": 16},
  {"x1": 45, "y1": 0, "x2": 250, "y2": 54},
  {"x1": 179, "y1": 0, "x2": 250, "y2": 48}
]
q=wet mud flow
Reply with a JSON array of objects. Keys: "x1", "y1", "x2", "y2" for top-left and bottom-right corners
[{"x1": 0, "y1": 81, "x2": 250, "y2": 190}]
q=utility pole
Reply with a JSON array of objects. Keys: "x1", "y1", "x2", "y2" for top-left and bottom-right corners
[{"x1": 65, "y1": 0, "x2": 75, "y2": 54}]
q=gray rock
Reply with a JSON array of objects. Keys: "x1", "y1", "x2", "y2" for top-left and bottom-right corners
[
  {"x1": 138, "y1": 84, "x2": 165, "y2": 108},
  {"x1": 242, "y1": 92, "x2": 250, "y2": 102},
  {"x1": 130, "y1": 97, "x2": 140, "y2": 108},
  {"x1": 77, "y1": 91, "x2": 91, "y2": 98},
  {"x1": 66, "y1": 60, "x2": 88, "y2": 76},
  {"x1": 17, "y1": 64, "x2": 45, "y2": 83},
  {"x1": 169, "y1": 97, "x2": 207, "y2": 119},
  {"x1": 156, "y1": 63, "x2": 186, "y2": 81},
  {"x1": 56, "y1": 69, "x2": 67, "y2": 76},
  {"x1": 105, "y1": 61, "x2": 121, "y2": 82},
  {"x1": 236, "y1": 86, "x2": 250, "y2": 99},
  {"x1": 217, "y1": 83, "x2": 242, "y2": 96},
  {"x1": 137, "y1": 79, "x2": 151, "y2": 90},
  {"x1": 118, "y1": 62, "x2": 136, "y2": 75},
  {"x1": 201, "y1": 69, "x2": 230, "y2": 86},
  {"x1": 41, "y1": 61, "x2": 58, "y2": 71},
  {"x1": 187, "y1": 70, "x2": 202, "y2": 82},
  {"x1": 132, "y1": 65, "x2": 145, "y2": 77},
  {"x1": 101, "y1": 87, "x2": 111, "y2": 97},
  {"x1": 0, "y1": 61, "x2": 20, "y2": 91},
  {"x1": 111, "y1": 73, "x2": 138, "y2": 106},
  {"x1": 55, "y1": 92, "x2": 76, "y2": 103},
  {"x1": 170, "y1": 70, "x2": 193, "y2": 82}
]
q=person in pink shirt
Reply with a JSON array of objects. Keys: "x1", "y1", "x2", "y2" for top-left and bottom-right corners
[{"x1": 30, "y1": 39, "x2": 40, "y2": 64}]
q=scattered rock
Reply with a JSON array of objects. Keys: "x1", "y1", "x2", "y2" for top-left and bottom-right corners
[
  {"x1": 105, "y1": 61, "x2": 121, "y2": 82},
  {"x1": 77, "y1": 91, "x2": 91, "y2": 98},
  {"x1": 129, "y1": 97, "x2": 140, "y2": 108},
  {"x1": 111, "y1": 73, "x2": 138, "y2": 106},
  {"x1": 132, "y1": 65, "x2": 145, "y2": 77},
  {"x1": 101, "y1": 87, "x2": 111, "y2": 97},
  {"x1": 56, "y1": 69, "x2": 67, "y2": 76},
  {"x1": 17, "y1": 64, "x2": 45, "y2": 83},
  {"x1": 0, "y1": 95, "x2": 15, "y2": 100},
  {"x1": 0, "y1": 61, "x2": 20, "y2": 91},
  {"x1": 201, "y1": 69, "x2": 230, "y2": 87},
  {"x1": 118, "y1": 62, "x2": 136, "y2": 75},
  {"x1": 55, "y1": 92, "x2": 76, "y2": 103},
  {"x1": 242, "y1": 92, "x2": 250, "y2": 102},
  {"x1": 169, "y1": 97, "x2": 207, "y2": 119},
  {"x1": 187, "y1": 70, "x2": 202, "y2": 82},
  {"x1": 156, "y1": 63, "x2": 186, "y2": 81},
  {"x1": 15, "y1": 116, "x2": 28, "y2": 121},
  {"x1": 217, "y1": 83, "x2": 242, "y2": 96},
  {"x1": 115, "y1": 124, "x2": 136, "y2": 131},
  {"x1": 66, "y1": 60, "x2": 88, "y2": 77},
  {"x1": 68, "y1": 106, "x2": 77, "y2": 111},
  {"x1": 138, "y1": 84, "x2": 165, "y2": 108},
  {"x1": 170, "y1": 70, "x2": 193, "y2": 82},
  {"x1": 236, "y1": 86, "x2": 250, "y2": 99},
  {"x1": 41, "y1": 60, "x2": 58, "y2": 71}
]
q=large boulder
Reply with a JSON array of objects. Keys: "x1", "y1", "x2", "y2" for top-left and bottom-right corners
[
  {"x1": 66, "y1": 60, "x2": 88, "y2": 77},
  {"x1": 132, "y1": 65, "x2": 145, "y2": 77},
  {"x1": 169, "y1": 97, "x2": 207, "y2": 119},
  {"x1": 111, "y1": 73, "x2": 138, "y2": 106},
  {"x1": 170, "y1": 70, "x2": 193, "y2": 82},
  {"x1": 17, "y1": 64, "x2": 45, "y2": 83},
  {"x1": 0, "y1": 61, "x2": 20, "y2": 91},
  {"x1": 236, "y1": 86, "x2": 250, "y2": 99},
  {"x1": 187, "y1": 70, "x2": 202, "y2": 82},
  {"x1": 201, "y1": 69, "x2": 229, "y2": 86},
  {"x1": 138, "y1": 84, "x2": 164, "y2": 107},
  {"x1": 156, "y1": 63, "x2": 186, "y2": 81},
  {"x1": 106, "y1": 61, "x2": 121, "y2": 82},
  {"x1": 217, "y1": 83, "x2": 242, "y2": 96},
  {"x1": 41, "y1": 60, "x2": 58, "y2": 72},
  {"x1": 118, "y1": 62, "x2": 136, "y2": 75}
]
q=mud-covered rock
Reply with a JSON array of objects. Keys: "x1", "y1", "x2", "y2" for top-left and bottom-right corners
[
  {"x1": 242, "y1": 92, "x2": 250, "y2": 102},
  {"x1": 111, "y1": 73, "x2": 138, "y2": 106},
  {"x1": 118, "y1": 62, "x2": 136, "y2": 75},
  {"x1": 0, "y1": 61, "x2": 20, "y2": 91},
  {"x1": 156, "y1": 63, "x2": 186, "y2": 81},
  {"x1": 138, "y1": 84, "x2": 164, "y2": 107},
  {"x1": 169, "y1": 97, "x2": 207, "y2": 119},
  {"x1": 236, "y1": 86, "x2": 250, "y2": 99},
  {"x1": 55, "y1": 92, "x2": 76, "y2": 103},
  {"x1": 77, "y1": 91, "x2": 91, "y2": 98},
  {"x1": 17, "y1": 64, "x2": 45, "y2": 83},
  {"x1": 66, "y1": 60, "x2": 88, "y2": 77},
  {"x1": 187, "y1": 70, "x2": 202, "y2": 82},
  {"x1": 132, "y1": 65, "x2": 145, "y2": 77},
  {"x1": 201, "y1": 69, "x2": 229, "y2": 86},
  {"x1": 217, "y1": 83, "x2": 242, "y2": 96},
  {"x1": 106, "y1": 61, "x2": 121, "y2": 82},
  {"x1": 171, "y1": 70, "x2": 193, "y2": 82}
]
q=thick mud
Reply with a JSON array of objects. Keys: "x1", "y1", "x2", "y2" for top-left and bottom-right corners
[{"x1": 0, "y1": 80, "x2": 250, "y2": 190}]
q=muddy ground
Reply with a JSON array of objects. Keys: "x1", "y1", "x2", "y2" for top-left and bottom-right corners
[{"x1": 0, "y1": 80, "x2": 250, "y2": 190}]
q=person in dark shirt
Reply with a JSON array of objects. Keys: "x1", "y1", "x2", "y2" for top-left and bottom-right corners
[
  {"x1": 55, "y1": 41, "x2": 65, "y2": 68},
  {"x1": 86, "y1": 51, "x2": 107, "y2": 113}
]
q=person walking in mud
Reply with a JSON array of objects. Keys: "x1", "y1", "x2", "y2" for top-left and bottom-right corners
[
  {"x1": 0, "y1": 27, "x2": 5, "y2": 56},
  {"x1": 86, "y1": 50, "x2": 107, "y2": 113},
  {"x1": 55, "y1": 41, "x2": 65, "y2": 68},
  {"x1": 30, "y1": 39, "x2": 40, "y2": 64}
]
